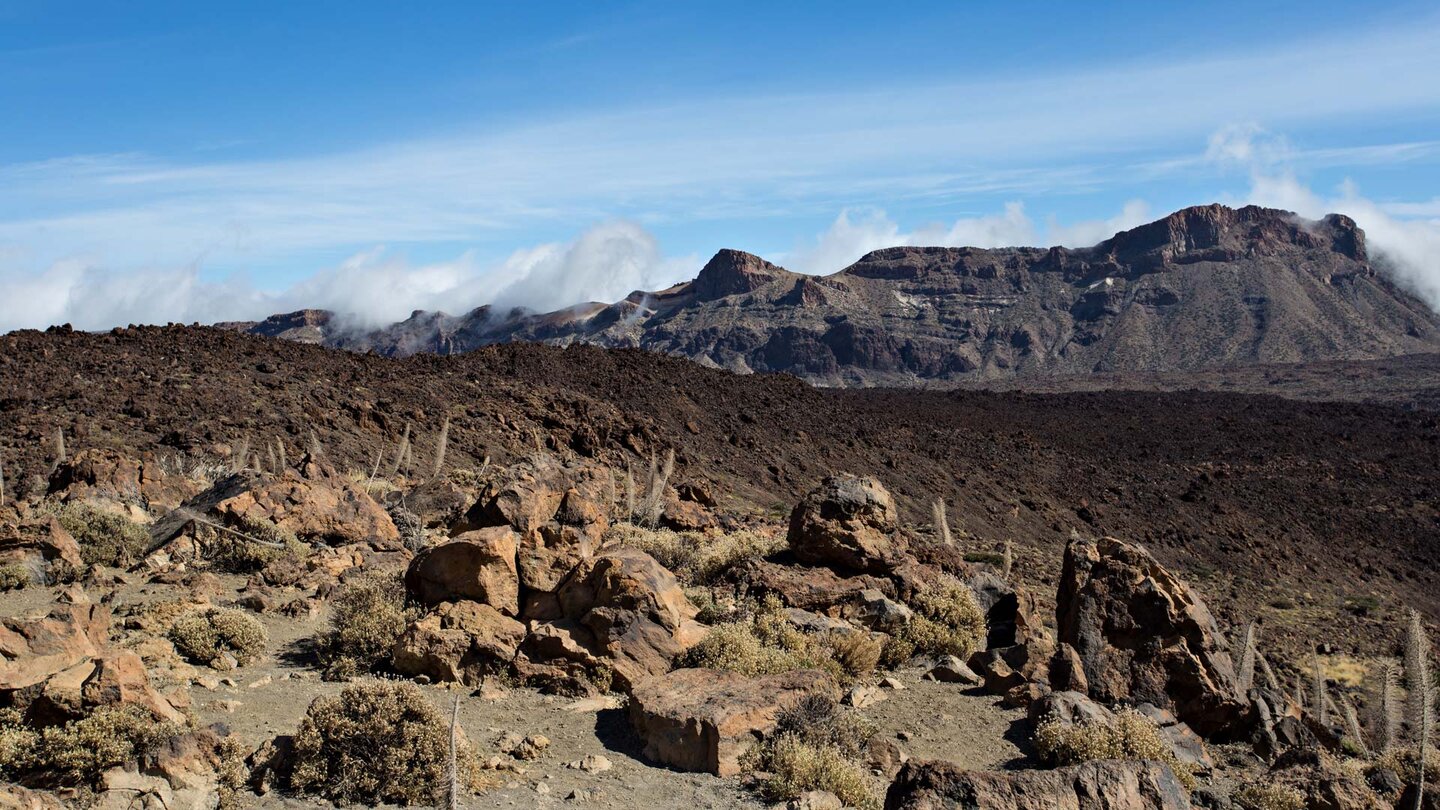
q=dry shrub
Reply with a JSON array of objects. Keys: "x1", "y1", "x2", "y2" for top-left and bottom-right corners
[
  {"x1": 1371, "y1": 744, "x2": 1438, "y2": 783},
  {"x1": 169, "y1": 607, "x2": 267, "y2": 668},
  {"x1": 744, "y1": 694, "x2": 879, "y2": 809},
  {"x1": 1032, "y1": 708, "x2": 1196, "y2": 789},
  {"x1": 1232, "y1": 782, "x2": 1306, "y2": 810},
  {"x1": 679, "y1": 596, "x2": 842, "y2": 680},
  {"x1": 289, "y1": 680, "x2": 486, "y2": 806},
  {"x1": 207, "y1": 515, "x2": 307, "y2": 574},
  {"x1": 0, "y1": 705, "x2": 182, "y2": 787},
  {"x1": 610, "y1": 524, "x2": 781, "y2": 585},
  {"x1": 0, "y1": 563, "x2": 31, "y2": 591},
  {"x1": 884, "y1": 575, "x2": 986, "y2": 664},
  {"x1": 827, "y1": 632, "x2": 881, "y2": 678},
  {"x1": 316, "y1": 572, "x2": 414, "y2": 679},
  {"x1": 55, "y1": 501, "x2": 150, "y2": 567}
]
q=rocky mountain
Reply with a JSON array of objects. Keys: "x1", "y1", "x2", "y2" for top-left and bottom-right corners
[{"x1": 225, "y1": 204, "x2": 1440, "y2": 385}]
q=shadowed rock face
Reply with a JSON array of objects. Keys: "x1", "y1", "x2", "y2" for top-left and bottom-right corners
[{"x1": 226, "y1": 204, "x2": 1440, "y2": 384}]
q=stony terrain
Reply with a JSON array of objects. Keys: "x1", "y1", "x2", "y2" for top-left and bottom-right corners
[
  {"x1": 1, "y1": 326, "x2": 1437, "y2": 809},
  {"x1": 225, "y1": 204, "x2": 1440, "y2": 385}
]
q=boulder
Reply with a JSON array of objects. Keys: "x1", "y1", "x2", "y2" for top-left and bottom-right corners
[
  {"x1": 968, "y1": 571, "x2": 1045, "y2": 649},
  {"x1": 1049, "y1": 643, "x2": 1089, "y2": 693},
  {"x1": 1056, "y1": 536, "x2": 1248, "y2": 739},
  {"x1": 843, "y1": 589, "x2": 914, "y2": 633},
  {"x1": 48, "y1": 449, "x2": 200, "y2": 513},
  {"x1": 923, "y1": 656, "x2": 981, "y2": 685},
  {"x1": 787, "y1": 475, "x2": 905, "y2": 574},
  {"x1": 457, "y1": 454, "x2": 611, "y2": 593},
  {"x1": 392, "y1": 601, "x2": 525, "y2": 684},
  {"x1": 628, "y1": 668, "x2": 837, "y2": 776},
  {"x1": 728, "y1": 558, "x2": 890, "y2": 613},
  {"x1": 0, "y1": 604, "x2": 111, "y2": 694},
  {"x1": 82, "y1": 651, "x2": 189, "y2": 725},
  {"x1": 213, "y1": 459, "x2": 399, "y2": 547},
  {"x1": 0, "y1": 517, "x2": 85, "y2": 571},
  {"x1": 520, "y1": 549, "x2": 704, "y2": 691},
  {"x1": 968, "y1": 638, "x2": 1053, "y2": 696},
  {"x1": 884, "y1": 758, "x2": 1192, "y2": 810},
  {"x1": 403, "y1": 528, "x2": 520, "y2": 614}
]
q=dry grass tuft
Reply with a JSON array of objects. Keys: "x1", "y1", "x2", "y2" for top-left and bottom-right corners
[
  {"x1": 55, "y1": 501, "x2": 149, "y2": 568},
  {"x1": 609, "y1": 524, "x2": 781, "y2": 586},
  {"x1": 827, "y1": 632, "x2": 881, "y2": 678},
  {"x1": 169, "y1": 607, "x2": 267, "y2": 668},
  {"x1": 882, "y1": 575, "x2": 987, "y2": 665},
  {"x1": 679, "y1": 596, "x2": 845, "y2": 681},
  {"x1": 289, "y1": 680, "x2": 487, "y2": 806},
  {"x1": 0, "y1": 563, "x2": 31, "y2": 591},
  {"x1": 1032, "y1": 708, "x2": 1197, "y2": 790},
  {"x1": 316, "y1": 572, "x2": 414, "y2": 679},
  {"x1": 744, "y1": 693, "x2": 880, "y2": 809},
  {"x1": 1232, "y1": 781, "x2": 1306, "y2": 810}
]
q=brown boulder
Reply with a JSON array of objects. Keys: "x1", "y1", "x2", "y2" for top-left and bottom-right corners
[
  {"x1": 521, "y1": 548, "x2": 704, "y2": 691},
  {"x1": 1056, "y1": 536, "x2": 1248, "y2": 739},
  {"x1": 213, "y1": 460, "x2": 399, "y2": 547},
  {"x1": 392, "y1": 601, "x2": 525, "y2": 684},
  {"x1": 403, "y1": 528, "x2": 520, "y2": 614},
  {"x1": 48, "y1": 449, "x2": 200, "y2": 512},
  {"x1": 885, "y1": 758, "x2": 1190, "y2": 809},
  {"x1": 82, "y1": 651, "x2": 189, "y2": 725},
  {"x1": 728, "y1": 558, "x2": 890, "y2": 613},
  {"x1": 629, "y1": 668, "x2": 837, "y2": 776},
  {"x1": 0, "y1": 604, "x2": 110, "y2": 694},
  {"x1": 788, "y1": 475, "x2": 905, "y2": 574},
  {"x1": 0, "y1": 517, "x2": 85, "y2": 572},
  {"x1": 968, "y1": 638, "x2": 1053, "y2": 696},
  {"x1": 458, "y1": 454, "x2": 611, "y2": 593}
]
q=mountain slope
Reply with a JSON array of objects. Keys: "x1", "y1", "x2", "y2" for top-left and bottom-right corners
[{"x1": 228, "y1": 204, "x2": 1440, "y2": 384}]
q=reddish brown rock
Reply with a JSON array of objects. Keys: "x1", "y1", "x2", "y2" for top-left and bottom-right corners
[
  {"x1": 788, "y1": 475, "x2": 905, "y2": 574},
  {"x1": 729, "y1": 558, "x2": 889, "y2": 613},
  {"x1": 885, "y1": 758, "x2": 1191, "y2": 809},
  {"x1": 82, "y1": 651, "x2": 188, "y2": 725},
  {"x1": 0, "y1": 516, "x2": 84, "y2": 571},
  {"x1": 392, "y1": 601, "x2": 526, "y2": 684},
  {"x1": 211, "y1": 460, "x2": 399, "y2": 548},
  {"x1": 1056, "y1": 536, "x2": 1248, "y2": 739},
  {"x1": 628, "y1": 668, "x2": 837, "y2": 776},
  {"x1": 48, "y1": 449, "x2": 201, "y2": 512},
  {"x1": 0, "y1": 604, "x2": 111, "y2": 694},
  {"x1": 403, "y1": 528, "x2": 520, "y2": 614}
]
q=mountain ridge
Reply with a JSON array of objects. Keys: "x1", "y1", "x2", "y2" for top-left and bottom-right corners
[{"x1": 222, "y1": 203, "x2": 1440, "y2": 384}]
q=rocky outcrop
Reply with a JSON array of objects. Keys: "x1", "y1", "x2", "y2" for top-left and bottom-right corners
[
  {"x1": 48, "y1": 449, "x2": 200, "y2": 512},
  {"x1": 392, "y1": 601, "x2": 526, "y2": 684},
  {"x1": 628, "y1": 668, "x2": 837, "y2": 776},
  {"x1": 211, "y1": 458, "x2": 399, "y2": 547},
  {"x1": 0, "y1": 516, "x2": 84, "y2": 571},
  {"x1": 728, "y1": 558, "x2": 890, "y2": 613},
  {"x1": 884, "y1": 758, "x2": 1191, "y2": 809},
  {"x1": 690, "y1": 249, "x2": 790, "y2": 302},
  {"x1": 519, "y1": 549, "x2": 705, "y2": 691},
  {"x1": 0, "y1": 604, "x2": 111, "y2": 694},
  {"x1": 1056, "y1": 536, "x2": 1248, "y2": 739},
  {"x1": 788, "y1": 475, "x2": 905, "y2": 574},
  {"x1": 1028, "y1": 691, "x2": 1213, "y2": 773},
  {"x1": 457, "y1": 454, "x2": 611, "y2": 594},
  {"x1": 403, "y1": 528, "x2": 520, "y2": 615}
]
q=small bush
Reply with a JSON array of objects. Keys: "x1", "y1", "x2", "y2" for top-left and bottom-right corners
[
  {"x1": 169, "y1": 607, "x2": 267, "y2": 668},
  {"x1": 827, "y1": 632, "x2": 881, "y2": 678},
  {"x1": 886, "y1": 575, "x2": 987, "y2": 662},
  {"x1": 0, "y1": 704, "x2": 182, "y2": 787},
  {"x1": 0, "y1": 563, "x2": 31, "y2": 591},
  {"x1": 1032, "y1": 708, "x2": 1197, "y2": 790},
  {"x1": 289, "y1": 680, "x2": 486, "y2": 806},
  {"x1": 316, "y1": 573, "x2": 414, "y2": 679},
  {"x1": 55, "y1": 502, "x2": 150, "y2": 567},
  {"x1": 207, "y1": 515, "x2": 307, "y2": 574},
  {"x1": 611, "y1": 524, "x2": 782, "y2": 585},
  {"x1": 679, "y1": 597, "x2": 841, "y2": 680},
  {"x1": 1232, "y1": 782, "x2": 1306, "y2": 810},
  {"x1": 744, "y1": 694, "x2": 879, "y2": 809}
]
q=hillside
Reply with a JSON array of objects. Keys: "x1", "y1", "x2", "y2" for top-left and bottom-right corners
[
  {"x1": 3, "y1": 325, "x2": 1437, "y2": 658},
  {"x1": 227, "y1": 204, "x2": 1440, "y2": 385}
]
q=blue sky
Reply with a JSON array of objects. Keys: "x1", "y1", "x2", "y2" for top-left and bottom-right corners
[{"x1": 3, "y1": 0, "x2": 1440, "y2": 329}]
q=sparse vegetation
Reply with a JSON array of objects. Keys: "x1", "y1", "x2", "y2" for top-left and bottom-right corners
[
  {"x1": 679, "y1": 596, "x2": 856, "y2": 681},
  {"x1": 289, "y1": 680, "x2": 487, "y2": 806},
  {"x1": 316, "y1": 572, "x2": 415, "y2": 679},
  {"x1": 169, "y1": 607, "x2": 267, "y2": 668},
  {"x1": 1232, "y1": 781, "x2": 1306, "y2": 810},
  {"x1": 744, "y1": 693, "x2": 880, "y2": 810},
  {"x1": 0, "y1": 704, "x2": 182, "y2": 787},
  {"x1": 54, "y1": 501, "x2": 151, "y2": 568},
  {"x1": 0, "y1": 562, "x2": 31, "y2": 591},
  {"x1": 1032, "y1": 708, "x2": 1198, "y2": 790},
  {"x1": 206, "y1": 514, "x2": 307, "y2": 573},
  {"x1": 610, "y1": 523, "x2": 781, "y2": 585},
  {"x1": 882, "y1": 575, "x2": 987, "y2": 666}
]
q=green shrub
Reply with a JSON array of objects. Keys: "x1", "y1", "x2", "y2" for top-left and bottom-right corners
[
  {"x1": 1032, "y1": 708, "x2": 1197, "y2": 790},
  {"x1": 55, "y1": 502, "x2": 150, "y2": 567},
  {"x1": 1232, "y1": 782, "x2": 1305, "y2": 810},
  {"x1": 0, "y1": 563, "x2": 31, "y2": 591},
  {"x1": 0, "y1": 705, "x2": 182, "y2": 787},
  {"x1": 744, "y1": 694, "x2": 879, "y2": 810},
  {"x1": 289, "y1": 680, "x2": 486, "y2": 806},
  {"x1": 207, "y1": 515, "x2": 307, "y2": 574},
  {"x1": 169, "y1": 607, "x2": 267, "y2": 668},
  {"x1": 611, "y1": 524, "x2": 782, "y2": 585},
  {"x1": 317, "y1": 573, "x2": 414, "y2": 679}
]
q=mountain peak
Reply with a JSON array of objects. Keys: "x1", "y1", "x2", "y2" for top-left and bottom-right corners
[
  {"x1": 690, "y1": 249, "x2": 787, "y2": 302},
  {"x1": 1099, "y1": 204, "x2": 1367, "y2": 267}
]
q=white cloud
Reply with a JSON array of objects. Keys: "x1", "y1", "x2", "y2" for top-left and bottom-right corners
[{"x1": 0, "y1": 221, "x2": 700, "y2": 332}]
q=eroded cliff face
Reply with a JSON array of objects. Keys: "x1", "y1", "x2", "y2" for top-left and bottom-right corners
[{"x1": 228, "y1": 204, "x2": 1440, "y2": 384}]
